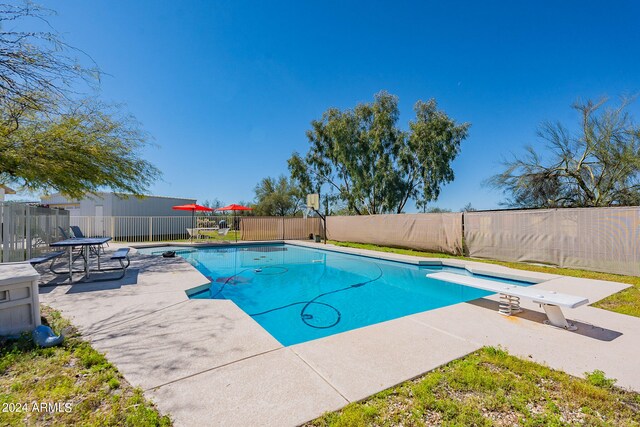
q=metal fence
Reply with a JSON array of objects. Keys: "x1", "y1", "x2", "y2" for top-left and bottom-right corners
[
  {"x1": 69, "y1": 215, "x2": 234, "y2": 242},
  {"x1": 4, "y1": 203, "x2": 638, "y2": 277},
  {"x1": 1, "y1": 203, "x2": 69, "y2": 262},
  {"x1": 67, "y1": 215, "x2": 322, "y2": 243}
]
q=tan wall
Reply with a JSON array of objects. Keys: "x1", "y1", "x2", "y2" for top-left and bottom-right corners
[
  {"x1": 464, "y1": 207, "x2": 640, "y2": 276},
  {"x1": 241, "y1": 217, "x2": 323, "y2": 241},
  {"x1": 326, "y1": 213, "x2": 464, "y2": 255}
]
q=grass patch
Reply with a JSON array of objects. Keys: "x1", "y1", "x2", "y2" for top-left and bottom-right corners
[
  {"x1": 328, "y1": 241, "x2": 640, "y2": 318},
  {"x1": 0, "y1": 306, "x2": 171, "y2": 426},
  {"x1": 198, "y1": 229, "x2": 241, "y2": 242},
  {"x1": 306, "y1": 347, "x2": 640, "y2": 427}
]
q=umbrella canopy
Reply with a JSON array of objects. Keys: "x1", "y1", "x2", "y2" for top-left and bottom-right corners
[
  {"x1": 215, "y1": 204, "x2": 253, "y2": 242},
  {"x1": 172, "y1": 204, "x2": 214, "y2": 212},
  {"x1": 215, "y1": 204, "x2": 253, "y2": 212},
  {"x1": 172, "y1": 204, "x2": 214, "y2": 242}
]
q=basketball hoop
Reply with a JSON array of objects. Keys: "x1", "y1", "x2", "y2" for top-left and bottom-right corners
[
  {"x1": 306, "y1": 193, "x2": 320, "y2": 211},
  {"x1": 305, "y1": 193, "x2": 326, "y2": 244},
  {"x1": 303, "y1": 206, "x2": 313, "y2": 219}
]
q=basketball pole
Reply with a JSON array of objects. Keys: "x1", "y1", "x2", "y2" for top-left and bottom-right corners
[
  {"x1": 307, "y1": 193, "x2": 326, "y2": 244},
  {"x1": 311, "y1": 208, "x2": 326, "y2": 244}
]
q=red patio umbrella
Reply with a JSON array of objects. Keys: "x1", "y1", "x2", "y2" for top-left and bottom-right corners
[
  {"x1": 172, "y1": 203, "x2": 214, "y2": 242},
  {"x1": 215, "y1": 204, "x2": 253, "y2": 242}
]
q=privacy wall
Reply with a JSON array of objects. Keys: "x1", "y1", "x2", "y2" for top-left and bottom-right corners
[
  {"x1": 464, "y1": 207, "x2": 640, "y2": 276},
  {"x1": 241, "y1": 217, "x2": 323, "y2": 241},
  {"x1": 326, "y1": 213, "x2": 464, "y2": 255}
]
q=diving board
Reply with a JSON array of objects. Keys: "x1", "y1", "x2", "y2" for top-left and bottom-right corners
[{"x1": 427, "y1": 272, "x2": 589, "y2": 331}]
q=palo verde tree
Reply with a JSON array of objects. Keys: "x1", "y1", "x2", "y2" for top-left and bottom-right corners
[
  {"x1": 253, "y1": 175, "x2": 304, "y2": 216},
  {"x1": 0, "y1": 2, "x2": 159, "y2": 198},
  {"x1": 288, "y1": 91, "x2": 470, "y2": 214},
  {"x1": 489, "y1": 98, "x2": 640, "y2": 208}
]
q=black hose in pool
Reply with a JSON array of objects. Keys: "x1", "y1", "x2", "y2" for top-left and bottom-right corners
[{"x1": 248, "y1": 262, "x2": 384, "y2": 329}]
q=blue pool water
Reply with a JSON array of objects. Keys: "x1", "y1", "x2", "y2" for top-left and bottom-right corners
[{"x1": 138, "y1": 244, "x2": 534, "y2": 346}]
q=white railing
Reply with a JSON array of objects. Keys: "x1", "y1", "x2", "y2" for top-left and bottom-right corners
[
  {"x1": 66, "y1": 215, "x2": 323, "y2": 243},
  {"x1": 1, "y1": 203, "x2": 70, "y2": 262},
  {"x1": 69, "y1": 215, "x2": 241, "y2": 242}
]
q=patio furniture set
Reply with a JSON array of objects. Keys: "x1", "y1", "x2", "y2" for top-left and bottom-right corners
[{"x1": 27, "y1": 226, "x2": 130, "y2": 284}]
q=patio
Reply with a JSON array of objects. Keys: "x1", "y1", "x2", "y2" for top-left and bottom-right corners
[{"x1": 37, "y1": 242, "x2": 640, "y2": 426}]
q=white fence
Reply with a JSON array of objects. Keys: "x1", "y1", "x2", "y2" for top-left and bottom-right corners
[
  {"x1": 69, "y1": 215, "x2": 241, "y2": 242},
  {"x1": 1, "y1": 203, "x2": 70, "y2": 262}
]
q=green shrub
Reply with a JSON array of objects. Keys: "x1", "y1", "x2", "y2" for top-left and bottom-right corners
[{"x1": 585, "y1": 370, "x2": 617, "y2": 389}]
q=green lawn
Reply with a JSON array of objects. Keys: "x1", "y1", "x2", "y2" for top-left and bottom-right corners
[
  {"x1": 306, "y1": 347, "x2": 640, "y2": 427},
  {"x1": 0, "y1": 306, "x2": 171, "y2": 426},
  {"x1": 198, "y1": 229, "x2": 241, "y2": 241},
  {"x1": 328, "y1": 241, "x2": 640, "y2": 318}
]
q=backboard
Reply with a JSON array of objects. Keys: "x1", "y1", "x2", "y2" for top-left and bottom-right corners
[{"x1": 306, "y1": 193, "x2": 320, "y2": 210}]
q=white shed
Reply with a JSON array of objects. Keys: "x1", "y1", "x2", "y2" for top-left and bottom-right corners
[
  {"x1": 41, "y1": 192, "x2": 198, "y2": 240},
  {"x1": 41, "y1": 192, "x2": 196, "y2": 217}
]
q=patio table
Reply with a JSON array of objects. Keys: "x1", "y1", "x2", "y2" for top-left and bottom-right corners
[{"x1": 50, "y1": 237, "x2": 113, "y2": 283}]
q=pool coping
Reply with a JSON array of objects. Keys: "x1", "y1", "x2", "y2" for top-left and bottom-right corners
[
  {"x1": 40, "y1": 241, "x2": 640, "y2": 426},
  {"x1": 133, "y1": 239, "x2": 568, "y2": 288}
]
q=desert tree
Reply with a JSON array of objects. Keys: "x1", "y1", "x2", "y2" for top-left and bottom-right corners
[
  {"x1": 489, "y1": 98, "x2": 640, "y2": 208},
  {"x1": 0, "y1": 2, "x2": 159, "y2": 198},
  {"x1": 254, "y1": 175, "x2": 304, "y2": 216},
  {"x1": 288, "y1": 91, "x2": 469, "y2": 215}
]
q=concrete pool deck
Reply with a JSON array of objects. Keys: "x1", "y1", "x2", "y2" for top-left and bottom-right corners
[{"x1": 38, "y1": 241, "x2": 640, "y2": 426}]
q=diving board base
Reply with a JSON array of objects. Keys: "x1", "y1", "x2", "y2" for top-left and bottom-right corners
[
  {"x1": 498, "y1": 294, "x2": 522, "y2": 316},
  {"x1": 426, "y1": 272, "x2": 587, "y2": 332},
  {"x1": 540, "y1": 303, "x2": 577, "y2": 331}
]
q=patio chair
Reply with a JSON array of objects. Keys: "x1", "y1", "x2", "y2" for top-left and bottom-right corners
[
  {"x1": 186, "y1": 228, "x2": 201, "y2": 240},
  {"x1": 58, "y1": 226, "x2": 71, "y2": 240},
  {"x1": 57, "y1": 227, "x2": 83, "y2": 256},
  {"x1": 217, "y1": 228, "x2": 231, "y2": 239},
  {"x1": 50, "y1": 226, "x2": 85, "y2": 269},
  {"x1": 70, "y1": 225, "x2": 109, "y2": 254}
]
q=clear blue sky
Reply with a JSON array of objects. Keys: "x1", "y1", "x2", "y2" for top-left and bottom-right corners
[{"x1": 27, "y1": 1, "x2": 640, "y2": 210}]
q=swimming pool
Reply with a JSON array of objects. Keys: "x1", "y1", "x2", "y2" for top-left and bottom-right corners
[{"x1": 138, "y1": 243, "x2": 534, "y2": 346}]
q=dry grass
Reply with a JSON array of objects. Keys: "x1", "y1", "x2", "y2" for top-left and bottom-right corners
[
  {"x1": 328, "y1": 241, "x2": 640, "y2": 318},
  {"x1": 307, "y1": 347, "x2": 640, "y2": 427},
  {"x1": 0, "y1": 306, "x2": 171, "y2": 426}
]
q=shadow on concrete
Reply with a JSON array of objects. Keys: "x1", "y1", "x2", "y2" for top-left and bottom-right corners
[
  {"x1": 37, "y1": 252, "x2": 211, "y2": 338},
  {"x1": 83, "y1": 301, "x2": 264, "y2": 390},
  {"x1": 468, "y1": 298, "x2": 623, "y2": 342},
  {"x1": 37, "y1": 253, "x2": 200, "y2": 293},
  {"x1": 65, "y1": 269, "x2": 140, "y2": 294}
]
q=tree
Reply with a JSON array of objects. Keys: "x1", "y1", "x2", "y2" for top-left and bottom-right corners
[
  {"x1": 460, "y1": 203, "x2": 477, "y2": 212},
  {"x1": 0, "y1": 3, "x2": 99, "y2": 114},
  {"x1": 0, "y1": 98, "x2": 159, "y2": 198},
  {"x1": 289, "y1": 91, "x2": 469, "y2": 215},
  {"x1": 202, "y1": 198, "x2": 224, "y2": 216},
  {"x1": 254, "y1": 175, "x2": 303, "y2": 216},
  {"x1": 489, "y1": 98, "x2": 640, "y2": 208},
  {"x1": 426, "y1": 206, "x2": 452, "y2": 213},
  {"x1": 0, "y1": 2, "x2": 159, "y2": 197}
]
